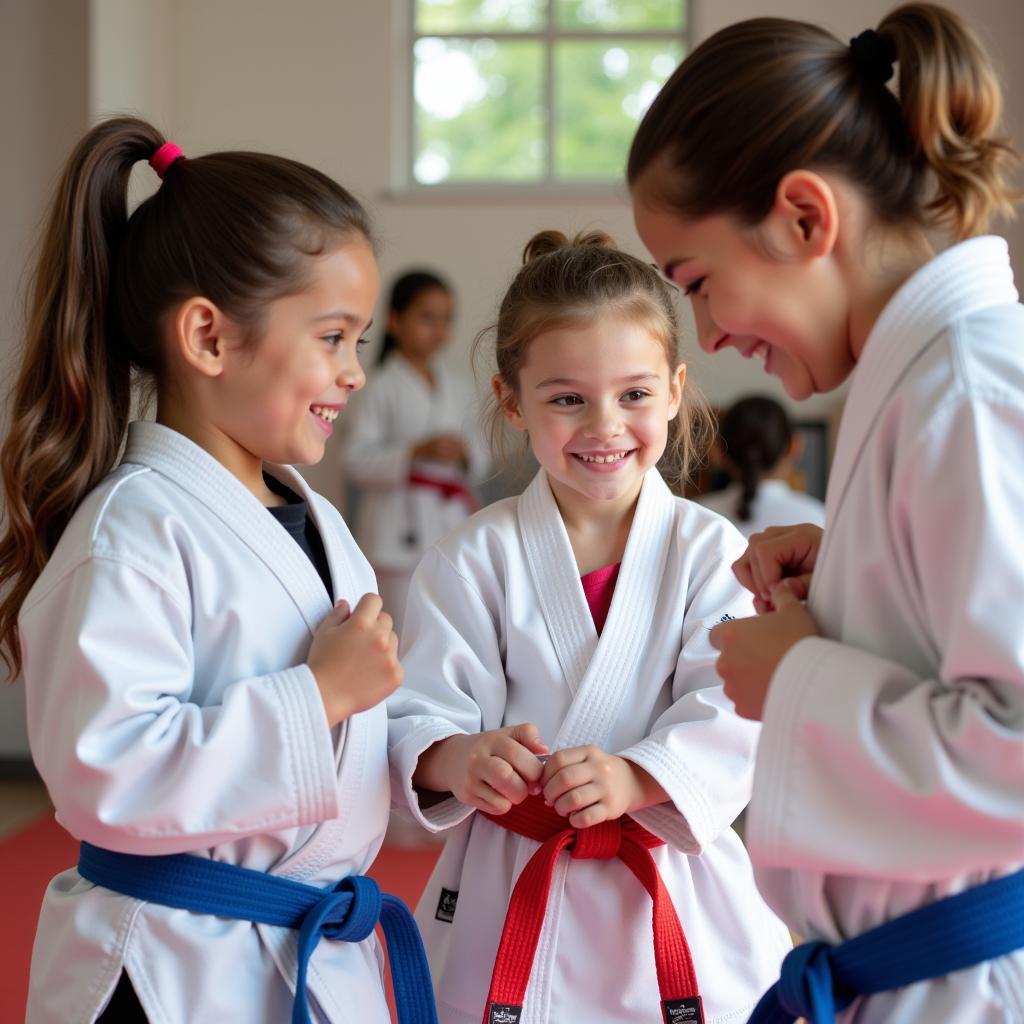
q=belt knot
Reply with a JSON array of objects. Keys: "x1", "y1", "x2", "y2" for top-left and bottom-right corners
[
  {"x1": 307, "y1": 874, "x2": 381, "y2": 944},
  {"x1": 570, "y1": 819, "x2": 621, "y2": 860}
]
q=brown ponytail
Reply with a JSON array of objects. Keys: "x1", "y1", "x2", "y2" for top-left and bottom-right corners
[
  {"x1": 0, "y1": 116, "x2": 373, "y2": 678},
  {"x1": 877, "y1": 4, "x2": 1019, "y2": 238},
  {"x1": 628, "y1": 3, "x2": 1019, "y2": 241}
]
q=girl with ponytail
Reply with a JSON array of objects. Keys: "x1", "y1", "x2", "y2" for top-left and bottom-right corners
[
  {"x1": 698, "y1": 396, "x2": 825, "y2": 538},
  {"x1": 0, "y1": 117, "x2": 435, "y2": 1024},
  {"x1": 629, "y1": 3, "x2": 1024, "y2": 1020}
]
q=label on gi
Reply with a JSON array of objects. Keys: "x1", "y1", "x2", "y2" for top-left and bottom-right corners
[
  {"x1": 662, "y1": 996, "x2": 705, "y2": 1024},
  {"x1": 434, "y1": 887, "x2": 458, "y2": 922},
  {"x1": 487, "y1": 1003, "x2": 523, "y2": 1024}
]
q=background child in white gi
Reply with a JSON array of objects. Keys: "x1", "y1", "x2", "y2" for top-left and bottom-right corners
[
  {"x1": 697, "y1": 396, "x2": 825, "y2": 538},
  {"x1": 388, "y1": 230, "x2": 791, "y2": 1024},
  {"x1": 629, "y1": 3, "x2": 1024, "y2": 1020},
  {"x1": 0, "y1": 117, "x2": 407, "y2": 1023},
  {"x1": 343, "y1": 269, "x2": 489, "y2": 635}
]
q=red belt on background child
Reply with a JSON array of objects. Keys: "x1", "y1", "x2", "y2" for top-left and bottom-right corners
[
  {"x1": 407, "y1": 470, "x2": 479, "y2": 513},
  {"x1": 480, "y1": 794, "x2": 703, "y2": 1024}
]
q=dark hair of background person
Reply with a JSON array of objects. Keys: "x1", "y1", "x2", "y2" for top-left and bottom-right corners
[
  {"x1": 377, "y1": 270, "x2": 452, "y2": 365},
  {"x1": 718, "y1": 396, "x2": 793, "y2": 523}
]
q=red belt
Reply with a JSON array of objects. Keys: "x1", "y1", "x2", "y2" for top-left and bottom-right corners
[
  {"x1": 407, "y1": 471, "x2": 479, "y2": 513},
  {"x1": 480, "y1": 795, "x2": 703, "y2": 1024}
]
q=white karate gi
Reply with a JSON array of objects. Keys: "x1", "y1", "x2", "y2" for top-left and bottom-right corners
[
  {"x1": 21, "y1": 422, "x2": 392, "y2": 1024},
  {"x1": 388, "y1": 468, "x2": 791, "y2": 1024},
  {"x1": 697, "y1": 479, "x2": 826, "y2": 538},
  {"x1": 747, "y1": 236, "x2": 1024, "y2": 1021},
  {"x1": 342, "y1": 354, "x2": 489, "y2": 629}
]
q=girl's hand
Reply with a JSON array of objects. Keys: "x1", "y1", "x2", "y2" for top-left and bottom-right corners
[
  {"x1": 308, "y1": 594, "x2": 403, "y2": 726},
  {"x1": 709, "y1": 582, "x2": 818, "y2": 720},
  {"x1": 414, "y1": 724, "x2": 548, "y2": 815},
  {"x1": 540, "y1": 747, "x2": 646, "y2": 829},
  {"x1": 732, "y1": 523, "x2": 823, "y2": 613}
]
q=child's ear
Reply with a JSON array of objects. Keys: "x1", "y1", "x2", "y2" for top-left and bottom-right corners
[
  {"x1": 491, "y1": 374, "x2": 526, "y2": 431},
  {"x1": 667, "y1": 362, "x2": 687, "y2": 419},
  {"x1": 171, "y1": 297, "x2": 235, "y2": 378},
  {"x1": 763, "y1": 170, "x2": 839, "y2": 261}
]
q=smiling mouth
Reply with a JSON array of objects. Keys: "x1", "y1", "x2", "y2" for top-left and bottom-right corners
[
  {"x1": 310, "y1": 404, "x2": 341, "y2": 423},
  {"x1": 573, "y1": 450, "x2": 635, "y2": 464}
]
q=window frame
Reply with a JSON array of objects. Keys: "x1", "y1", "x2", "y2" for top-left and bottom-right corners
[{"x1": 390, "y1": 0, "x2": 692, "y2": 199}]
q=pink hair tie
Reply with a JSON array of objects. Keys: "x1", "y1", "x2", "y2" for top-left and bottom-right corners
[{"x1": 149, "y1": 142, "x2": 185, "y2": 179}]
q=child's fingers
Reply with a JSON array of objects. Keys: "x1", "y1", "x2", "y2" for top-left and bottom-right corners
[
  {"x1": 541, "y1": 760, "x2": 593, "y2": 804},
  {"x1": 539, "y1": 746, "x2": 589, "y2": 787},
  {"x1": 351, "y1": 592, "x2": 384, "y2": 622},
  {"x1": 507, "y1": 722, "x2": 548, "y2": 756},
  {"x1": 323, "y1": 599, "x2": 351, "y2": 625},
  {"x1": 552, "y1": 782, "x2": 603, "y2": 819},
  {"x1": 467, "y1": 781, "x2": 512, "y2": 816},
  {"x1": 481, "y1": 752, "x2": 532, "y2": 803},
  {"x1": 568, "y1": 801, "x2": 612, "y2": 830}
]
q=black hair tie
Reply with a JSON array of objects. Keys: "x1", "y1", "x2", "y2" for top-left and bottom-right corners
[{"x1": 849, "y1": 29, "x2": 895, "y2": 85}]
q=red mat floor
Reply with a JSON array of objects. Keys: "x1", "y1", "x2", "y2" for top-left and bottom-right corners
[{"x1": 0, "y1": 813, "x2": 440, "y2": 1020}]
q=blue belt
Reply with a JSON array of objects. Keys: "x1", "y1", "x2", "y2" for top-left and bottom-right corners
[
  {"x1": 749, "y1": 868, "x2": 1024, "y2": 1023},
  {"x1": 78, "y1": 841, "x2": 438, "y2": 1024}
]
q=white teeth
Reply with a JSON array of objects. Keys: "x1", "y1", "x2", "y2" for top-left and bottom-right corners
[
  {"x1": 577, "y1": 451, "x2": 629, "y2": 464},
  {"x1": 311, "y1": 405, "x2": 339, "y2": 422},
  {"x1": 751, "y1": 341, "x2": 769, "y2": 362}
]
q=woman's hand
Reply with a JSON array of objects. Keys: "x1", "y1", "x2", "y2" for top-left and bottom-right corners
[
  {"x1": 732, "y1": 523, "x2": 823, "y2": 613},
  {"x1": 709, "y1": 582, "x2": 818, "y2": 720}
]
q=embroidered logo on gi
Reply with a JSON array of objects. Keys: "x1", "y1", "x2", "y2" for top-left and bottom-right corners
[
  {"x1": 487, "y1": 1003, "x2": 523, "y2": 1024},
  {"x1": 435, "y1": 887, "x2": 458, "y2": 922},
  {"x1": 718, "y1": 613, "x2": 736, "y2": 623},
  {"x1": 662, "y1": 996, "x2": 705, "y2": 1024}
]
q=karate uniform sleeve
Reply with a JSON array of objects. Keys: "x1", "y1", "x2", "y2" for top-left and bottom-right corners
[
  {"x1": 20, "y1": 555, "x2": 339, "y2": 855},
  {"x1": 619, "y1": 522, "x2": 761, "y2": 854},
  {"x1": 387, "y1": 547, "x2": 507, "y2": 832},
  {"x1": 342, "y1": 379, "x2": 412, "y2": 488},
  {"x1": 749, "y1": 395, "x2": 1024, "y2": 878}
]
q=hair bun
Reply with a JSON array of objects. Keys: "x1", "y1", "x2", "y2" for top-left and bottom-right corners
[{"x1": 521, "y1": 228, "x2": 618, "y2": 265}]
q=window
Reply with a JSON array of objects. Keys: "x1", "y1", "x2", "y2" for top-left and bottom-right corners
[{"x1": 401, "y1": 0, "x2": 689, "y2": 190}]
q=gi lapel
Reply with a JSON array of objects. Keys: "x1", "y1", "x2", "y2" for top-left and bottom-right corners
[
  {"x1": 122, "y1": 422, "x2": 334, "y2": 635},
  {"x1": 518, "y1": 469, "x2": 598, "y2": 697},
  {"x1": 269, "y1": 465, "x2": 359, "y2": 606},
  {"x1": 555, "y1": 469, "x2": 676, "y2": 750},
  {"x1": 825, "y1": 236, "x2": 1018, "y2": 527},
  {"x1": 518, "y1": 468, "x2": 676, "y2": 747}
]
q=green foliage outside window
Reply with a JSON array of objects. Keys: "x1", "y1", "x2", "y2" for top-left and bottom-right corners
[{"x1": 412, "y1": 0, "x2": 687, "y2": 186}]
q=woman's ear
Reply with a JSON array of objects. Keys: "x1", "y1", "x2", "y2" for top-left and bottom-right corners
[
  {"x1": 170, "y1": 297, "x2": 236, "y2": 378},
  {"x1": 762, "y1": 170, "x2": 839, "y2": 261},
  {"x1": 491, "y1": 374, "x2": 526, "y2": 431}
]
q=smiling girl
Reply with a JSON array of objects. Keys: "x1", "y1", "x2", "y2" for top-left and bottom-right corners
[
  {"x1": 386, "y1": 230, "x2": 790, "y2": 1024},
  {"x1": 0, "y1": 116, "x2": 434, "y2": 1024}
]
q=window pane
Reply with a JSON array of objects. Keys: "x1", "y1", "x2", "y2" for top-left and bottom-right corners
[
  {"x1": 554, "y1": 40, "x2": 683, "y2": 181},
  {"x1": 414, "y1": 38, "x2": 545, "y2": 184},
  {"x1": 555, "y1": 0, "x2": 685, "y2": 32},
  {"x1": 416, "y1": 0, "x2": 546, "y2": 33}
]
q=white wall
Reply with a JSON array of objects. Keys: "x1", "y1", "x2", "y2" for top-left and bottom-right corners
[{"x1": 0, "y1": 0, "x2": 89, "y2": 755}]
